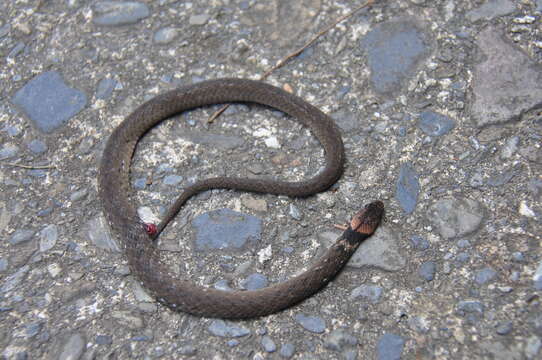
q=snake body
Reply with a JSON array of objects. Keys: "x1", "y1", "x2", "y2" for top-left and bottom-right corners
[{"x1": 98, "y1": 78, "x2": 383, "y2": 319}]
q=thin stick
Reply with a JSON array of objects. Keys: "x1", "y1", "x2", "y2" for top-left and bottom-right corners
[
  {"x1": 208, "y1": 0, "x2": 375, "y2": 123},
  {"x1": 1, "y1": 161, "x2": 55, "y2": 169}
]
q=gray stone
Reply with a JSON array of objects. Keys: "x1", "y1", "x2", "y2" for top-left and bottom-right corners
[
  {"x1": 418, "y1": 111, "x2": 456, "y2": 137},
  {"x1": 9, "y1": 229, "x2": 35, "y2": 245},
  {"x1": 457, "y1": 300, "x2": 484, "y2": 315},
  {"x1": 347, "y1": 226, "x2": 406, "y2": 271},
  {"x1": 154, "y1": 27, "x2": 179, "y2": 44},
  {"x1": 0, "y1": 258, "x2": 7, "y2": 272},
  {"x1": 501, "y1": 136, "x2": 519, "y2": 159},
  {"x1": 214, "y1": 279, "x2": 233, "y2": 291},
  {"x1": 0, "y1": 24, "x2": 9, "y2": 38},
  {"x1": 111, "y1": 311, "x2": 144, "y2": 329},
  {"x1": 178, "y1": 344, "x2": 197, "y2": 355},
  {"x1": 12, "y1": 71, "x2": 87, "y2": 133},
  {"x1": 0, "y1": 265, "x2": 29, "y2": 293},
  {"x1": 419, "y1": 261, "x2": 436, "y2": 281},
  {"x1": 361, "y1": 19, "x2": 431, "y2": 96},
  {"x1": 428, "y1": 197, "x2": 484, "y2": 239},
  {"x1": 95, "y1": 78, "x2": 117, "y2": 100},
  {"x1": 25, "y1": 322, "x2": 43, "y2": 338},
  {"x1": 208, "y1": 320, "x2": 250, "y2": 337},
  {"x1": 70, "y1": 189, "x2": 88, "y2": 202},
  {"x1": 163, "y1": 174, "x2": 183, "y2": 186},
  {"x1": 240, "y1": 273, "x2": 268, "y2": 290},
  {"x1": 294, "y1": 314, "x2": 326, "y2": 333},
  {"x1": 95, "y1": 335, "x2": 112, "y2": 345},
  {"x1": 279, "y1": 343, "x2": 295, "y2": 358},
  {"x1": 189, "y1": 14, "x2": 210, "y2": 26},
  {"x1": 39, "y1": 224, "x2": 58, "y2": 252},
  {"x1": 0, "y1": 143, "x2": 19, "y2": 159},
  {"x1": 396, "y1": 162, "x2": 420, "y2": 214},
  {"x1": 350, "y1": 284, "x2": 383, "y2": 304},
  {"x1": 182, "y1": 132, "x2": 244, "y2": 150},
  {"x1": 193, "y1": 209, "x2": 261, "y2": 251},
  {"x1": 93, "y1": 1, "x2": 150, "y2": 26},
  {"x1": 466, "y1": 0, "x2": 516, "y2": 22},
  {"x1": 57, "y1": 333, "x2": 85, "y2": 360},
  {"x1": 410, "y1": 235, "x2": 429, "y2": 250},
  {"x1": 261, "y1": 335, "x2": 276, "y2": 352},
  {"x1": 289, "y1": 204, "x2": 301, "y2": 220},
  {"x1": 85, "y1": 216, "x2": 120, "y2": 252},
  {"x1": 471, "y1": 27, "x2": 542, "y2": 127},
  {"x1": 533, "y1": 260, "x2": 542, "y2": 290},
  {"x1": 475, "y1": 267, "x2": 497, "y2": 284},
  {"x1": 27, "y1": 139, "x2": 47, "y2": 154},
  {"x1": 537, "y1": 0, "x2": 542, "y2": 12},
  {"x1": 496, "y1": 321, "x2": 513, "y2": 335},
  {"x1": 324, "y1": 329, "x2": 358, "y2": 351},
  {"x1": 377, "y1": 333, "x2": 405, "y2": 360},
  {"x1": 525, "y1": 336, "x2": 541, "y2": 359},
  {"x1": 408, "y1": 316, "x2": 430, "y2": 333}
]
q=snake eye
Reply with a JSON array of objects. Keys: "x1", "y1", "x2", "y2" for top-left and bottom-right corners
[{"x1": 143, "y1": 223, "x2": 157, "y2": 236}]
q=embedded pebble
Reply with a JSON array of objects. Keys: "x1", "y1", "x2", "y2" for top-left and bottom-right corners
[
  {"x1": 410, "y1": 235, "x2": 429, "y2": 250},
  {"x1": 418, "y1": 111, "x2": 456, "y2": 137},
  {"x1": 12, "y1": 71, "x2": 87, "y2": 133},
  {"x1": 350, "y1": 284, "x2": 383, "y2": 304},
  {"x1": 240, "y1": 273, "x2": 268, "y2": 290},
  {"x1": 395, "y1": 162, "x2": 420, "y2": 214},
  {"x1": 466, "y1": 0, "x2": 516, "y2": 22},
  {"x1": 501, "y1": 136, "x2": 519, "y2": 159},
  {"x1": 193, "y1": 209, "x2": 261, "y2": 250},
  {"x1": 294, "y1": 314, "x2": 326, "y2": 333},
  {"x1": 419, "y1": 261, "x2": 436, "y2": 281},
  {"x1": 261, "y1": 335, "x2": 276, "y2": 352},
  {"x1": 457, "y1": 300, "x2": 484, "y2": 315},
  {"x1": 189, "y1": 14, "x2": 210, "y2": 26},
  {"x1": 289, "y1": 204, "x2": 302, "y2": 220},
  {"x1": 324, "y1": 329, "x2": 358, "y2": 351},
  {"x1": 163, "y1": 174, "x2": 183, "y2": 186},
  {"x1": 95, "y1": 78, "x2": 118, "y2": 100},
  {"x1": 154, "y1": 27, "x2": 179, "y2": 44},
  {"x1": 279, "y1": 343, "x2": 295, "y2": 358},
  {"x1": 93, "y1": 1, "x2": 150, "y2": 26},
  {"x1": 57, "y1": 333, "x2": 85, "y2": 360},
  {"x1": 1, "y1": 265, "x2": 29, "y2": 293},
  {"x1": 0, "y1": 258, "x2": 7, "y2": 272},
  {"x1": 346, "y1": 226, "x2": 406, "y2": 271},
  {"x1": 496, "y1": 321, "x2": 513, "y2": 335},
  {"x1": 95, "y1": 335, "x2": 113, "y2": 345},
  {"x1": 27, "y1": 139, "x2": 47, "y2": 154},
  {"x1": 475, "y1": 267, "x2": 497, "y2": 284},
  {"x1": 85, "y1": 217, "x2": 120, "y2": 252},
  {"x1": 39, "y1": 224, "x2": 58, "y2": 252},
  {"x1": 377, "y1": 333, "x2": 405, "y2": 360},
  {"x1": 111, "y1": 311, "x2": 144, "y2": 329},
  {"x1": 208, "y1": 320, "x2": 250, "y2": 337},
  {"x1": 533, "y1": 260, "x2": 542, "y2": 290},
  {"x1": 428, "y1": 197, "x2": 484, "y2": 239},
  {"x1": 178, "y1": 344, "x2": 197, "y2": 355},
  {"x1": 0, "y1": 143, "x2": 20, "y2": 159},
  {"x1": 9, "y1": 229, "x2": 35, "y2": 245},
  {"x1": 214, "y1": 280, "x2": 233, "y2": 291},
  {"x1": 70, "y1": 189, "x2": 88, "y2": 202}
]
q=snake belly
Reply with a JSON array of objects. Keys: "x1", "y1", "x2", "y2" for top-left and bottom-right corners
[{"x1": 99, "y1": 78, "x2": 379, "y2": 319}]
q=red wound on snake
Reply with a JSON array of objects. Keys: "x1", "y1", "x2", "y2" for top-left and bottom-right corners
[
  {"x1": 350, "y1": 201, "x2": 385, "y2": 235},
  {"x1": 143, "y1": 223, "x2": 157, "y2": 236}
]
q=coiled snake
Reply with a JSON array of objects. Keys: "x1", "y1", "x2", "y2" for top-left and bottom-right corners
[{"x1": 98, "y1": 78, "x2": 383, "y2": 318}]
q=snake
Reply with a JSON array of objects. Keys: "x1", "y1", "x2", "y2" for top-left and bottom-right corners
[{"x1": 98, "y1": 78, "x2": 384, "y2": 319}]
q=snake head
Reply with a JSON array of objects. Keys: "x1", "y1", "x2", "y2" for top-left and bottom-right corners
[{"x1": 349, "y1": 201, "x2": 384, "y2": 235}]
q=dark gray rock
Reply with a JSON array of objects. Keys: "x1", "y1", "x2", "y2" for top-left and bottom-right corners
[
  {"x1": 0, "y1": 265, "x2": 29, "y2": 293},
  {"x1": 486, "y1": 168, "x2": 517, "y2": 187},
  {"x1": 12, "y1": 71, "x2": 87, "y2": 133},
  {"x1": 163, "y1": 174, "x2": 183, "y2": 186},
  {"x1": 533, "y1": 260, "x2": 542, "y2": 290},
  {"x1": 324, "y1": 329, "x2": 358, "y2": 351},
  {"x1": 395, "y1": 162, "x2": 420, "y2": 214},
  {"x1": 0, "y1": 258, "x2": 7, "y2": 272},
  {"x1": 0, "y1": 24, "x2": 9, "y2": 38},
  {"x1": 418, "y1": 111, "x2": 456, "y2": 137},
  {"x1": 154, "y1": 27, "x2": 179, "y2": 44},
  {"x1": 27, "y1": 139, "x2": 47, "y2": 154},
  {"x1": 410, "y1": 235, "x2": 429, "y2": 250},
  {"x1": 57, "y1": 333, "x2": 85, "y2": 360},
  {"x1": 377, "y1": 333, "x2": 405, "y2": 360},
  {"x1": 347, "y1": 226, "x2": 406, "y2": 271},
  {"x1": 471, "y1": 27, "x2": 542, "y2": 127},
  {"x1": 350, "y1": 284, "x2": 383, "y2": 304},
  {"x1": 261, "y1": 335, "x2": 276, "y2": 352},
  {"x1": 240, "y1": 273, "x2": 268, "y2": 290},
  {"x1": 39, "y1": 224, "x2": 58, "y2": 252},
  {"x1": 466, "y1": 0, "x2": 516, "y2": 22},
  {"x1": 85, "y1": 217, "x2": 120, "y2": 252},
  {"x1": 361, "y1": 19, "x2": 431, "y2": 96},
  {"x1": 9, "y1": 229, "x2": 35, "y2": 245},
  {"x1": 419, "y1": 261, "x2": 436, "y2": 281},
  {"x1": 294, "y1": 314, "x2": 326, "y2": 333},
  {"x1": 95, "y1": 335, "x2": 113, "y2": 345},
  {"x1": 496, "y1": 321, "x2": 513, "y2": 335},
  {"x1": 0, "y1": 144, "x2": 19, "y2": 159},
  {"x1": 25, "y1": 322, "x2": 43, "y2": 338},
  {"x1": 214, "y1": 279, "x2": 233, "y2": 291},
  {"x1": 193, "y1": 209, "x2": 261, "y2": 251},
  {"x1": 428, "y1": 197, "x2": 484, "y2": 239},
  {"x1": 457, "y1": 300, "x2": 484, "y2": 315},
  {"x1": 279, "y1": 343, "x2": 295, "y2": 358},
  {"x1": 208, "y1": 320, "x2": 250, "y2": 337},
  {"x1": 93, "y1": 1, "x2": 150, "y2": 26},
  {"x1": 177, "y1": 344, "x2": 197, "y2": 355},
  {"x1": 95, "y1": 78, "x2": 117, "y2": 100},
  {"x1": 475, "y1": 267, "x2": 497, "y2": 284}
]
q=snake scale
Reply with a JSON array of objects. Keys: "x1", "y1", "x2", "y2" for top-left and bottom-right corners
[{"x1": 98, "y1": 78, "x2": 384, "y2": 319}]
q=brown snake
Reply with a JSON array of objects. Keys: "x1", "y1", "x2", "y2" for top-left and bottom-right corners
[{"x1": 98, "y1": 78, "x2": 384, "y2": 319}]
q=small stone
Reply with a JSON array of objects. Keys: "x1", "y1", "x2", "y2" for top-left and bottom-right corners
[
  {"x1": 39, "y1": 224, "x2": 58, "y2": 252},
  {"x1": 496, "y1": 321, "x2": 513, "y2": 335},
  {"x1": 26, "y1": 322, "x2": 43, "y2": 338},
  {"x1": 241, "y1": 195, "x2": 267, "y2": 212},
  {"x1": 9, "y1": 229, "x2": 35, "y2": 245},
  {"x1": 278, "y1": 343, "x2": 295, "y2": 358},
  {"x1": 501, "y1": 136, "x2": 519, "y2": 159},
  {"x1": 226, "y1": 339, "x2": 239, "y2": 347},
  {"x1": 93, "y1": 1, "x2": 150, "y2": 26},
  {"x1": 153, "y1": 27, "x2": 179, "y2": 44},
  {"x1": 410, "y1": 235, "x2": 429, "y2": 250},
  {"x1": 27, "y1": 139, "x2": 47, "y2": 154},
  {"x1": 111, "y1": 311, "x2": 144, "y2": 329},
  {"x1": 265, "y1": 136, "x2": 281, "y2": 148},
  {"x1": 47, "y1": 263, "x2": 62, "y2": 278},
  {"x1": 466, "y1": 0, "x2": 516, "y2": 22},
  {"x1": 163, "y1": 174, "x2": 183, "y2": 186},
  {"x1": 428, "y1": 197, "x2": 484, "y2": 239},
  {"x1": 208, "y1": 320, "x2": 250, "y2": 337},
  {"x1": 395, "y1": 162, "x2": 420, "y2": 214},
  {"x1": 350, "y1": 284, "x2": 383, "y2": 304},
  {"x1": 377, "y1": 333, "x2": 405, "y2": 360},
  {"x1": 289, "y1": 204, "x2": 302, "y2": 220},
  {"x1": 525, "y1": 336, "x2": 542, "y2": 359},
  {"x1": 294, "y1": 314, "x2": 326, "y2": 333},
  {"x1": 475, "y1": 267, "x2": 497, "y2": 284},
  {"x1": 0, "y1": 143, "x2": 19, "y2": 159},
  {"x1": 95, "y1": 78, "x2": 117, "y2": 100},
  {"x1": 1, "y1": 265, "x2": 29, "y2": 293},
  {"x1": 95, "y1": 335, "x2": 113, "y2": 345},
  {"x1": 178, "y1": 344, "x2": 197, "y2": 355},
  {"x1": 189, "y1": 14, "x2": 210, "y2": 26},
  {"x1": 418, "y1": 111, "x2": 456, "y2": 137},
  {"x1": 70, "y1": 189, "x2": 88, "y2": 202},
  {"x1": 240, "y1": 273, "x2": 268, "y2": 290},
  {"x1": 457, "y1": 300, "x2": 484, "y2": 315},
  {"x1": 214, "y1": 280, "x2": 233, "y2": 291},
  {"x1": 324, "y1": 329, "x2": 358, "y2": 351},
  {"x1": 419, "y1": 261, "x2": 436, "y2": 281},
  {"x1": 0, "y1": 258, "x2": 7, "y2": 272},
  {"x1": 261, "y1": 335, "x2": 276, "y2": 352},
  {"x1": 85, "y1": 217, "x2": 120, "y2": 252},
  {"x1": 519, "y1": 201, "x2": 536, "y2": 218},
  {"x1": 58, "y1": 333, "x2": 85, "y2": 360},
  {"x1": 533, "y1": 260, "x2": 542, "y2": 290}
]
